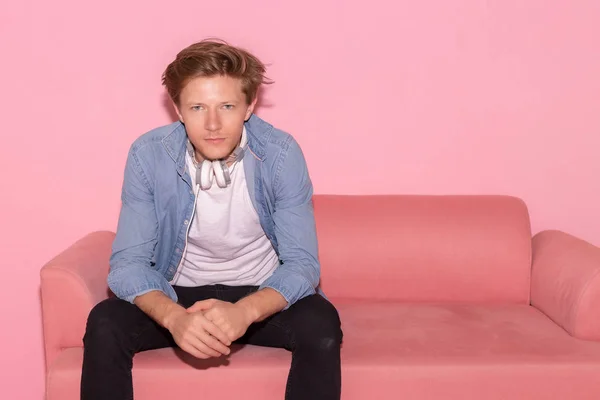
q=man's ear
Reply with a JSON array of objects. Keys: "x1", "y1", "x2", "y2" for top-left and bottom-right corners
[{"x1": 244, "y1": 96, "x2": 259, "y2": 121}]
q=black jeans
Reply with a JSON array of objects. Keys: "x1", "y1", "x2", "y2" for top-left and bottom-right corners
[{"x1": 81, "y1": 285, "x2": 342, "y2": 400}]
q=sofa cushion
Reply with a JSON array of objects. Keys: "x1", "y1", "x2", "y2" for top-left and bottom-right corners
[
  {"x1": 338, "y1": 301, "x2": 600, "y2": 399},
  {"x1": 47, "y1": 301, "x2": 600, "y2": 400},
  {"x1": 314, "y1": 195, "x2": 532, "y2": 303}
]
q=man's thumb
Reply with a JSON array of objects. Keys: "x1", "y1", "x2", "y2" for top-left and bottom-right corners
[{"x1": 187, "y1": 299, "x2": 216, "y2": 313}]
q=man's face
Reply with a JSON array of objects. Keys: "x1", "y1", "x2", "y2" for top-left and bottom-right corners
[{"x1": 175, "y1": 75, "x2": 256, "y2": 161}]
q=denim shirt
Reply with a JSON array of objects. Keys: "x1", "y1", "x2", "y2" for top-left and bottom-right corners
[{"x1": 107, "y1": 114, "x2": 321, "y2": 309}]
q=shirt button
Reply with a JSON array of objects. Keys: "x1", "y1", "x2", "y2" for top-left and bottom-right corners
[{"x1": 184, "y1": 220, "x2": 189, "y2": 225}]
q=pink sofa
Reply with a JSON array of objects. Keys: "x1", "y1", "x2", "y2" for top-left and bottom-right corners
[{"x1": 41, "y1": 195, "x2": 600, "y2": 399}]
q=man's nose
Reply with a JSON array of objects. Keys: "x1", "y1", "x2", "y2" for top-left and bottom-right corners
[{"x1": 205, "y1": 109, "x2": 222, "y2": 132}]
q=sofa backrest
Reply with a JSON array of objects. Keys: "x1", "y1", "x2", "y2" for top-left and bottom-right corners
[{"x1": 313, "y1": 195, "x2": 532, "y2": 304}]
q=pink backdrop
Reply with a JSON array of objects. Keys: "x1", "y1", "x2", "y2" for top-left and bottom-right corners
[{"x1": 1, "y1": 0, "x2": 599, "y2": 398}]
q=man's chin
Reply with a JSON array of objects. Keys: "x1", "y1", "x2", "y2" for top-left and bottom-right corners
[{"x1": 202, "y1": 152, "x2": 232, "y2": 161}]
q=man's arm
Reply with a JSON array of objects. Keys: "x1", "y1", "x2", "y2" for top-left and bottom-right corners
[
  {"x1": 134, "y1": 291, "x2": 184, "y2": 328},
  {"x1": 235, "y1": 288, "x2": 288, "y2": 322},
  {"x1": 257, "y1": 135, "x2": 320, "y2": 309},
  {"x1": 108, "y1": 145, "x2": 178, "y2": 303}
]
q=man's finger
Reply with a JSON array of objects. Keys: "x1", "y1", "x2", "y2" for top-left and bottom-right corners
[
  {"x1": 201, "y1": 318, "x2": 232, "y2": 347},
  {"x1": 187, "y1": 299, "x2": 217, "y2": 313},
  {"x1": 187, "y1": 334, "x2": 223, "y2": 358},
  {"x1": 198, "y1": 330, "x2": 231, "y2": 355},
  {"x1": 179, "y1": 342, "x2": 211, "y2": 359}
]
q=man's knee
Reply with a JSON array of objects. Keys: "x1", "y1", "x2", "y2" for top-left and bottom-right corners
[
  {"x1": 84, "y1": 298, "x2": 134, "y2": 346},
  {"x1": 292, "y1": 295, "x2": 343, "y2": 351}
]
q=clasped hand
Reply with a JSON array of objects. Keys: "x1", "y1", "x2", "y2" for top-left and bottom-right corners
[{"x1": 167, "y1": 299, "x2": 253, "y2": 360}]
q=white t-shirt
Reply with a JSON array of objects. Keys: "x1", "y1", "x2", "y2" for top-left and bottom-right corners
[{"x1": 170, "y1": 141, "x2": 279, "y2": 287}]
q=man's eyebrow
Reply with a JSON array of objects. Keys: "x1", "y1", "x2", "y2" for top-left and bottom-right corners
[{"x1": 185, "y1": 100, "x2": 240, "y2": 105}]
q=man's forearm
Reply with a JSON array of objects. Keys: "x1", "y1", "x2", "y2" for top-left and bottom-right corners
[
  {"x1": 236, "y1": 288, "x2": 288, "y2": 323},
  {"x1": 133, "y1": 290, "x2": 186, "y2": 330}
]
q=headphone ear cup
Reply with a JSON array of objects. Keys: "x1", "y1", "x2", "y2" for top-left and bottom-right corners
[
  {"x1": 199, "y1": 159, "x2": 213, "y2": 190},
  {"x1": 212, "y1": 160, "x2": 230, "y2": 188}
]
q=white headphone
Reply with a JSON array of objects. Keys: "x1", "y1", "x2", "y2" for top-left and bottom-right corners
[{"x1": 186, "y1": 128, "x2": 248, "y2": 190}]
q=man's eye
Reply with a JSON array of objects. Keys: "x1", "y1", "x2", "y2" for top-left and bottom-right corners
[
  {"x1": 223, "y1": 104, "x2": 234, "y2": 110},
  {"x1": 191, "y1": 106, "x2": 202, "y2": 111}
]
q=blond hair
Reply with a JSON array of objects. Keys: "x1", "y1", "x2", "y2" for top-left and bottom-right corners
[{"x1": 162, "y1": 38, "x2": 272, "y2": 105}]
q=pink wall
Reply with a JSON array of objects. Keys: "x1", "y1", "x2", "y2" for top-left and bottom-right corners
[{"x1": 1, "y1": 0, "x2": 599, "y2": 398}]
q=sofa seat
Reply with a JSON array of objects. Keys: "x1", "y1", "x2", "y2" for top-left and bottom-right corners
[{"x1": 47, "y1": 301, "x2": 600, "y2": 399}]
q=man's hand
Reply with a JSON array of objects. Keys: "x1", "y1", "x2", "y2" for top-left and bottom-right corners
[
  {"x1": 165, "y1": 308, "x2": 232, "y2": 359},
  {"x1": 134, "y1": 290, "x2": 231, "y2": 360},
  {"x1": 187, "y1": 299, "x2": 253, "y2": 342},
  {"x1": 186, "y1": 288, "x2": 288, "y2": 342}
]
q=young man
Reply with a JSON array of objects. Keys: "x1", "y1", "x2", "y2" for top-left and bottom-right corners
[{"x1": 80, "y1": 39, "x2": 343, "y2": 400}]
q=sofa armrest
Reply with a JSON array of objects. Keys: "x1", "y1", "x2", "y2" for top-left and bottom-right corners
[
  {"x1": 531, "y1": 229, "x2": 600, "y2": 341},
  {"x1": 40, "y1": 231, "x2": 115, "y2": 370}
]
